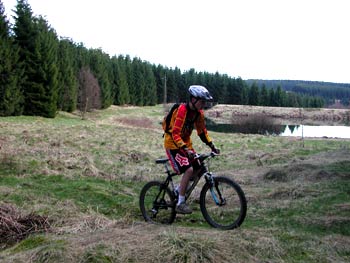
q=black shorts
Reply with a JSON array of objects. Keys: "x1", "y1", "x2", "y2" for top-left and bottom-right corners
[{"x1": 165, "y1": 148, "x2": 200, "y2": 174}]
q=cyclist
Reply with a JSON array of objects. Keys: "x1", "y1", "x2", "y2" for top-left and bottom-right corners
[{"x1": 164, "y1": 85, "x2": 220, "y2": 214}]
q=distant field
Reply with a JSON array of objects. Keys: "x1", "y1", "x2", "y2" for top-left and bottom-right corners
[{"x1": 0, "y1": 105, "x2": 349, "y2": 262}]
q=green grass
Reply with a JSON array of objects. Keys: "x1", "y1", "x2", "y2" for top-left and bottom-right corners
[
  {"x1": 1, "y1": 105, "x2": 350, "y2": 262},
  {"x1": 248, "y1": 180, "x2": 350, "y2": 236},
  {"x1": 0, "y1": 174, "x2": 143, "y2": 219},
  {"x1": 325, "y1": 161, "x2": 350, "y2": 174},
  {"x1": 81, "y1": 244, "x2": 118, "y2": 263},
  {"x1": 11, "y1": 236, "x2": 49, "y2": 253},
  {"x1": 30, "y1": 240, "x2": 67, "y2": 263}
]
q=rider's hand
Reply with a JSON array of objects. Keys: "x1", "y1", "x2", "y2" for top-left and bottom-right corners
[
  {"x1": 183, "y1": 147, "x2": 196, "y2": 159},
  {"x1": 209, "y1": 142, "x2": 220, "y2": 155}
]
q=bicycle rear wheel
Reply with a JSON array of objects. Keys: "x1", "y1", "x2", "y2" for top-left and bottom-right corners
[
  {"x1": 200, "y1": 176, "x2": 247, "y2": 230},
  {"x1": 139, "y1": 181, "x2": 176, "y2": 224}
]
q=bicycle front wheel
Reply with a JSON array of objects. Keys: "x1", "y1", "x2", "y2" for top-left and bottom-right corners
[
  {"x1": 139, "y1": 181, "x2": 176, "y2": 224},
  {"x1": 200, "y1": 176, "x2": 247, "y2": 230}
]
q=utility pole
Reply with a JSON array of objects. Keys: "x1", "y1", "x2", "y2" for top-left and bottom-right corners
[
  {"x1": 163, "y1": 73, "x2": 167, "y2": 110},
  {"x1": 299, "y1": 108, "x2": 305, "y2": 148}
]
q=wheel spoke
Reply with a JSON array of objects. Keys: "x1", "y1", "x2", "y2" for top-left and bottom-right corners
[
  {"x1": 200, "y1": 176, "x2": 247, "y2": 230},
  {"x1": 140, "y1": 181, "x2": 176, "y2": 224}
]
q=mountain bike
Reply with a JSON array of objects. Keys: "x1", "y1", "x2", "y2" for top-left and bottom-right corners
[{"x1": 139, "y1": 152, "x2": 247, "y2": 230}]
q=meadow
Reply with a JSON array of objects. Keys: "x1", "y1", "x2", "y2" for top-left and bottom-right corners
[{"x1": 0, "y1": 105, "x2": 349, "y2": 262}]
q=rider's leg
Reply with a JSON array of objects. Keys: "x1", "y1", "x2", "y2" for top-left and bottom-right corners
[
  {"x1": 178, "y1": 166, "x2": 193, "y2": 198},
  {"x1": 176, "y1": 166, "x2": 193, "y2": 214},
  {"x1": 165, "y1": 148, "x2": 194, "y2": 213}
]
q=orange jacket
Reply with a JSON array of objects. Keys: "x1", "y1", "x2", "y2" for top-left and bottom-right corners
[{"x1": 164, "y1": 103, "x2": 212, "y2": 150}]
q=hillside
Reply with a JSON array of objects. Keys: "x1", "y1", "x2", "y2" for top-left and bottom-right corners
[
  {"x1": 0, "y1": 105, "x2": 349, "y2": 262},
  {"x1": 246, "y1": 79, "x2": 350, "y2": 106}
]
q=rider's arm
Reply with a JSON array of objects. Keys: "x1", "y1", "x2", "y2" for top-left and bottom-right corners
[
  {"x1": 195, "y1": 110, "x2": 212, "y2": 146},
  {"x1": 171, "y1": 104, "x2": 187, "y2": 149}
]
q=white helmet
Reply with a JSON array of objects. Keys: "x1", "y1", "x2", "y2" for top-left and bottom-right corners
[{"x1": 188, "y1": 85, "x2": 213, "y2": 101}]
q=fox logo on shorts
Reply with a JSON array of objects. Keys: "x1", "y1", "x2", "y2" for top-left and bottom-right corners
[{"x1": 175, "y1": 153, "x2": 189, "y2": 166}]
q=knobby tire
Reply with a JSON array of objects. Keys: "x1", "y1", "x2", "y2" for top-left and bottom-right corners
[
  {"x1": 139, "y1": 181, "x2": 176, "y2": 225},
  {"x1": 200, "y1": 176, "x2": 247, "y2": 230}
]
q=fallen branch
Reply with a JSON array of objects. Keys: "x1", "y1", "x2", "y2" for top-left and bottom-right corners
[{"x1": 0, "y1": 204, "x2": 50, "y2": 248}]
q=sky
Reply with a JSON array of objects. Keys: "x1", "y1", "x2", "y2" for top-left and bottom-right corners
[{"x1": 2, "y1": 0, "x2": 350, "y2": 84}]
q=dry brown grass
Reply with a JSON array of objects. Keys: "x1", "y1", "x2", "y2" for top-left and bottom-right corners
[
  {"x1": 23, "y1": 224, "x2": 285, "y2": 263},
  {"x1": 0, "y1": 203, "x2": 50, "y2": 249},
  {"x1": 114, "y1": 117, "x2": 156, "y2": 129},
  {"x1": 1, "y1": 105, "x2": 350, "y2": 262}
]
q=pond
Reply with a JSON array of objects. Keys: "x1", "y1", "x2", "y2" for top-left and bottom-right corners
[
  {"x1": 280, "y1": 125, "x2": 350, "y2": 139},
  {"x1": 206, "y1": 119, "x2": 350, "y2": 139}
]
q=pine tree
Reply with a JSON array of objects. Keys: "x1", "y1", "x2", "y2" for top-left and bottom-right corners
[
  {"x1": 241, "y1": 85, "x2": 249, "y2": 105},
  {"x1": 235, "y1": 77, "x2": 246, "y2": 105},
  {"x1": 13, "y1": 1, "x2": 59, "y2": 117},
  {"x1": 13, "y1": 0, "x2": 36, "y2": 83},
  {"x1": 183, "y1": 68, "x2": 197, "y2": 88},
  {"x1": 143, "y1": 62, "x2": 157, "y2": 105},
  {"x1": 212, "y1": 72, "x2": 227, "y2": 103},
  {"x1": 275, "y1": 86, "x2": 283, "y2": 107},
  {"x1": 285, "y1": 92, "x2": 299, "y2": 107},
  {"x1": 35, "y1": 17, "x2": 59, "y2": 117},
  {"x1": 260, "y1": 84, "x2": 269, "y2": 106},
  {"x1": 152, "y1": 64, "x2": 166, "y2": 104},
  {"x1": 0, "y1": 0, "x2": 23, "y2": 116},
  {"x1": 112, "y1": 55, "x2": 130, "y2": 105},
  {"x1": 226, "y1": 79, "x2": 240, "y2": 104},
  {"x1": 89, "y1": 48, "x2": 113, "y2": 109},
  {"x1": 57, "y1": 38, "x2": 78, "y2": 112},
  {"x1": 131, "y1": 57, "x2": 145, "y2": 106},
  {"x1": 165, "y1": 69, "x2": 178, "y2": 102},
  {"x1": 248, "y1": 82, "x2": 259, "y2": 106},
  {"x1": 174, "y1": 67, "x2": 186, "y2": 102},
  {"x1": 268, "y1": 88, "x2": 276, "y2": 106},
  {"x1": 124, "y1": 55, "x2": 134, "y2": 104}
]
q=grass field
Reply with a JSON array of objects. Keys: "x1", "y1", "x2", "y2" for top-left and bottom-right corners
[{"x1": 0, "y1": 105, "x2": 349, "y2": 262}]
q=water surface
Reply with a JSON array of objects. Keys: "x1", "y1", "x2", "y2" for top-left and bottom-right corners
[{"x1": 206, "y1": 119, "x2": 350, "y2": 139}]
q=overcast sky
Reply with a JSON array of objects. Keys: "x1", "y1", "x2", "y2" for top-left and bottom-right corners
[{"x1": 3, "y1": 0, "x2": 350, "y2": 83}]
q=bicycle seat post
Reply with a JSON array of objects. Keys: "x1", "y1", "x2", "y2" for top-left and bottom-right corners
[{"x1": 164, "y1": 162, "x2": 171, "y2": 176}]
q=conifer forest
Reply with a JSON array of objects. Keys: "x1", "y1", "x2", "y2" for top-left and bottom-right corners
[{"x1": 1, "y1": 0, "x2": 349, "y2": 118}]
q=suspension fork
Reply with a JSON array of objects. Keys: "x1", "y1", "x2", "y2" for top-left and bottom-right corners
[{"x1": 206, "y1": 173, "x2": 226, "y2": 206}]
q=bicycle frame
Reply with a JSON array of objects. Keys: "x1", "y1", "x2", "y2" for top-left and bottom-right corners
[
  {"x1": 155, "y1": 158, "x2": 178, "y2": 196},
  {"x1": 156, "y1": 152, "x2": 218, "y2": 201}
]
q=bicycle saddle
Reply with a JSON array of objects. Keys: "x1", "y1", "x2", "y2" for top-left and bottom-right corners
[{"x1": 155, "y1": 158, "x2": 169, "y2": 164}]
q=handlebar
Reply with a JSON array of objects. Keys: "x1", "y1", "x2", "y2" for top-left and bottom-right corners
[
  {"x1": 155, "y1": 152, "x2": 219, "y2": 165},
  {"x1": 195, "y1": 151, "x2": 219, "y2": 162}
]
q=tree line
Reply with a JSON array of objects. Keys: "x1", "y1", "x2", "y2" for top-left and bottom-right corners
[
  {"x1": 0, "y1": 0, "x2": 325, "y2": 118},
  {"x1": 247, "y1": 80, "x2": 350, "y2": 106}
]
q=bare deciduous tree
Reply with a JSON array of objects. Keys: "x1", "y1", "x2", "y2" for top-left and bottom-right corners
[{"x1": 78, "y1": 67, "x2": 101, "y2": 119}]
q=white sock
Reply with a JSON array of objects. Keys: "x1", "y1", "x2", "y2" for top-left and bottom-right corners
[{"x1": 177, "y1": 195, "x2": 185, "y2": 205}]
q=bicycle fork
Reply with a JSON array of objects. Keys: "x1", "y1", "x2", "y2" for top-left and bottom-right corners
[{"x1": 206, "y1": 173, "x2": 226, "y2": 206}]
